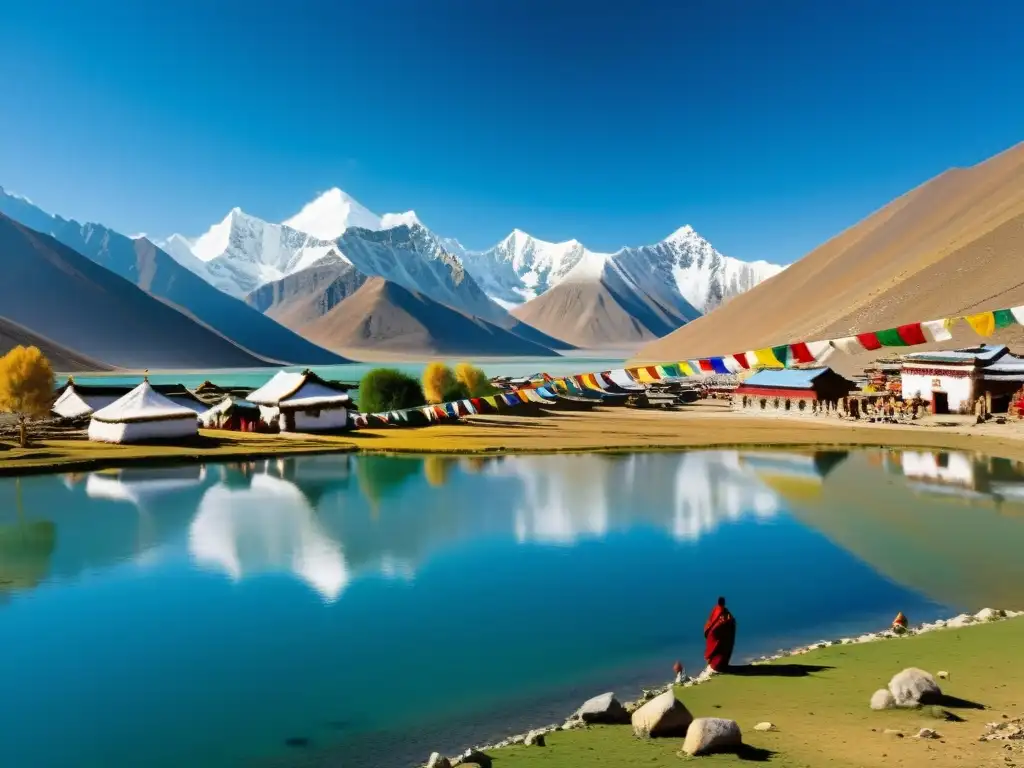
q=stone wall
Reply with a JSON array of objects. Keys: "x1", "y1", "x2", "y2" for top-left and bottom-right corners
[{"x1": 731, "y1": 395, "x2": 847, "y2": 418}]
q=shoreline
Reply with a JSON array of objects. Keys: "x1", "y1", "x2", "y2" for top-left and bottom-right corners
[
  {"x1": 435, "y1": 607, "x2": 1024, "y2": 767},
  {"x1": 6, "y1": 406, "x2": 1024, "y2": 476}
]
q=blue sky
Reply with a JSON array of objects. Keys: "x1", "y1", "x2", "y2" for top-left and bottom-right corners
[{"x1": 1, "y1": 1, "x2": 1022, "y2": 262}]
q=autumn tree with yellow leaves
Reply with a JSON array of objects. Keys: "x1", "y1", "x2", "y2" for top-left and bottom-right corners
[
  {"x1": 422, "y1": 363, "x2": 467, "y2": 404},
  {"x1": 454, "y1": 363, "x2": 497, "y2": 398},
  {"x1": 0, "y1": 346, "x2": 55, "y2": 447}
]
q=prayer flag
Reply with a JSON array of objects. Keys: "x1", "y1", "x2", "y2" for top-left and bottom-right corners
[
  {"x1": 677, "y1": 361, "x2": 695, "y2": 377},
  {"x1": 921, "y1": 318, "x2": 953, "y2": 342},
  {"x1": 771, "y1": 345, "x2": 790, "y2": 366},
  {"x1": 804, "y1": 341, "x2": 834, "y2": 363},
  {"x1": 1011, "y1": 306, "x2": 1024, "y2": 325},
  {"x1": 710, "y1": 357, "x2": 730, "y2": 374},
  {"x1": 994, "y1": 309, "x2": 1016, "y2": 330},
  {"x1": 698, "y1": 359, "x2": 714, "y2": 373},
  {"x1": 731, "y1": 352, "x2": 750, "y2": 369},
  {"x1": 856, "y1": 332, "x2": 883, "y2": 351},
  {"x1": 966, "y1": 311, "x2": 995, "y2": 337},
  {"x1": 831, "y1": 336, "x2": 865, "y2": 355},
  {"x1": 753, "y1": 348, "x2": 783, "y2": 368},
  {"x1": 788, "y1": 342, "x2": 816, "y2": 365}
]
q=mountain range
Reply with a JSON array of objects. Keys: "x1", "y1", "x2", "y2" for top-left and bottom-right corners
[
  {"x1": 634, "y1": 140, "x2": 1024, "y2": 370},
  {"x1": 160, "y1": 190, "x2": 781, "y2": 352}
]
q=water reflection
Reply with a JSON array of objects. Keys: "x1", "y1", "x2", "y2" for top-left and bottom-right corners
[
  {"x1": 3, "y1": 448, "x2": 1024, "y2": 768},
  {"x1": 2, "y1": 448, "x2": 1024, "y2": 607}
]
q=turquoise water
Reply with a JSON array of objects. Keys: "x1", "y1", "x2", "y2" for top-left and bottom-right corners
[
  {"x1": 2, "y1": 449, "x2": 1024, "y2": 768},
  {"x1": 67, "y1": 356, "x2": 625, "y2": 389}
]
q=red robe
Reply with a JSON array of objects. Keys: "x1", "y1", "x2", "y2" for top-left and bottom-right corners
[{"x1": 704, "y1": 605, "x2": 737, "y2": 672}]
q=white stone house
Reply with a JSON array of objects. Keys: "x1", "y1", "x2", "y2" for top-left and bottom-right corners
[
  {"x1": 246, "y1": 370, "x2": 352, "y2": 433},
  {"x1": 900, "y1": 345, "x2": 1024, "y2": 414}
]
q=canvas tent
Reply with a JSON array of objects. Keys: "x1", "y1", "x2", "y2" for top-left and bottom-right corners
[
  {"x1": 247, "y1": 370, "x2": 352, "y2": 432},
  {"x1": 88, "y1": 381, "x2": 200, "y2": 444},
  {"x1": 53, "y1": 379, "x2": 207, "y2": 419}
]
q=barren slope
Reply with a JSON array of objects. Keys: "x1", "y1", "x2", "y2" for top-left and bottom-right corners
[
  {"x1": 300, "y1": 277, "x2": 559, "y2": 357},
  {"x1": 0, "y1": 214, "x2": 268, "y2": 369},
  {"x1": 0, "y1": 317, "x2": 112, "y2": 372},
  {"x1": 635, "y1": 141, "x2": 1024, "y2": 363},
  {"x1": 512, "y1": 270, "x2": 693, "y2": 348}
]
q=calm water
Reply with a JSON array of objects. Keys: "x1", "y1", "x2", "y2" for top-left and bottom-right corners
[
  {"x1": 2, "y1": 449, "x2": 1024, "y2": 768},
  {"x1": 68, "y1": 356, "x2": 625, "y2": 389}
]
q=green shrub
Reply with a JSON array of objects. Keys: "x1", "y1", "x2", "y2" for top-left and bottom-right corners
[
  {"x1": 358, "y1": 368, "x2": 426, "y2": 413},
  {"x1": 441, "y1": 380, "x2": 471, "y2": 402}
]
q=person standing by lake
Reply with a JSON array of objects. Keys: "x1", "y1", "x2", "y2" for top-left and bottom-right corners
[{"x1": 704, "y1": 596, "x2": 737, "y2": 674}]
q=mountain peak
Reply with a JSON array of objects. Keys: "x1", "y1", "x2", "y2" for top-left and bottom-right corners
[
  {"x1": 380, "y1": 210, "x2": 422, "y2": 230},
  {"x1": 283, "y1": 187, "x2": 381, "y2": 240},
  {"x1": 663, "y1": 224, "x2": 701, "y2": 244}
]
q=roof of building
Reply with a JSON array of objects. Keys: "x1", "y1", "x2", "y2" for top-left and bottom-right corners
[
  {"x1": 740, "y1": 367, "x2": 835, "y2": 389},
  {"x1": 247, "y1": 370, "x2": 351, "y2": 408},
  {"x1": 903, "y1": 345, "x2": 1008, "y2": 364},
  {"x1": 90, "y1": 381, "x2": 203, "y2": 424}
]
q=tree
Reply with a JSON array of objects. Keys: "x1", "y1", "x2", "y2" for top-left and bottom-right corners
[
  {"x1": 0, "y1": 346, "x2": 55, "y2": 448},
  {"x1": 455, "y1": 362, "x2": 498, "y2": 397},
  {"x1": 358, "y1": 368, "x2": 425, "y2": 414},
  {"x1": 422, "y1": 362, "x2": 459, "y2": 404}
]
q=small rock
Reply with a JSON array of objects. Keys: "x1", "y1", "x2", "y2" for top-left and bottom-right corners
[
  {"x1": 574, "y1": 692, "x2": 630, "y2": 725},
  {"x1": 524, "y1": 730, "x2": 546, "y2": 747},
  {"x1": 917, "y1": 728, "x2": 941, "y2": 739},
  {"x1": 754, "y1": 722, "x2": 777, "y2": 732},
  {"x1": 681, "y1": 718, "x2": 743, "y2": 756},
  {"x1": 631, "y1": 690, "x2": 694, "y2": 738},
  {"x1": 884, "y1": 729, "x2": 905, "y2": 738},
  {"x1": 976, "y1": 608, "x2": 1006, "y2": 622},
  {"x1": 937, "y1": 670, "x2": 949, "y2": 680},
  {"x1": 889, "y1": 667, "x2": 942, "y2": 707},
  {"x1": 426, "y1": 753, "x2": 452, "y2": 768},
  {"x1": 871, "y1": 689, "x2": 896, "y2": 710}
]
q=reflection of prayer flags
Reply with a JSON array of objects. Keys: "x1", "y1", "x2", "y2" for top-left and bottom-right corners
[
  {"x1": 856, "y1": 332, "x2": 882, "y2": 351},
  {"x1": 921, "y1": 319, "x2": 953, "y2": 342},
  {"x1": 710, "y1": 357, "x2": 730, "y2": 374},
  {"x1": 966, "y1": 311, "x2": 996, "y2": 337}
]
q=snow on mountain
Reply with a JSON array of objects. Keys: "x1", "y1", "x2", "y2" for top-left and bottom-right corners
[
  {"x1": 282, "y1": 187, "x2": 382, "y2": 240},
  {"x1": 463, "y1": 224, "x2": 783, "y2": 315},
  {"x1": 380, "y1": 210, "x2": 422, "y2": 229},
  {"x1": 458, "y1": 230, "x2": 606, "y2": 308},
  {"x1": 614, "y1": 226, "x2": 784, "y2": 313}
]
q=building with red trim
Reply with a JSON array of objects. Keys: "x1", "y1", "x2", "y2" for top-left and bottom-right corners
[
  {"x1": 733, "y1": 367, "x2": 857, "y2": 414},
  {"x1": 901, "y1": 345, "x2": 1024, "y2": 414}
]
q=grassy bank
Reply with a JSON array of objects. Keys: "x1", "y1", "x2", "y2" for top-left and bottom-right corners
[
  {"x1": 478, "y1": 617, "x2": 1024, "y2": 768},
  {"x1": 0, "y1": 431, "x2": 356, "y2": 476},
  {"x1": 4, "y1": 405, "x2": 1024, "y2": 475}
]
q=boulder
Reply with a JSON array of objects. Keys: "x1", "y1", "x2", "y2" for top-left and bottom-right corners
[
  {"x1": 753, "y1": 722, "x2": 777, "y2": 732},
  {"x1": 975, "y1": 608, "x2": 1005, "y2": 622},
  {"x1": 452, "y1": 749, "x2": 491, "y2": 767},
  {"x1": 426, "y1": 754, "x2": 451, "y2": 768},
  {"x1": 888, "y1": 667, "x2": 942, "y2": 707},
  {"x1": 681, "y1": 718, "x2": 743, "y2": 756},
  {"x1": 575, "y1": 692, "x2": 630, "y2": 724},
  {"x1": 916, "y1": 728, "x2": 940, "y2": 739},
  {"x1": 870, "y1": 689, "x2": 896, "y2": 710},
  {"x1": 524, "y1": 730, "x2": 546, "y2": 747},
  {"x1": 936, "y1": 670, "x2": 949, "y2": 680},
  {"x1": 631, "y1": 690, "x2": 693, "y2": 738}
]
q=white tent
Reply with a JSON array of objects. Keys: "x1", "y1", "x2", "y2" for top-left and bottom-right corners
[
  {"x1": 88, "y1": 381, "x2": 199, "y2": 444},
  {"x1": 52, "y1": 385, "x2": 121, "y2": 419},
  {"x1": 247, "y1": 370, "x2": 351, "y2": 432}
]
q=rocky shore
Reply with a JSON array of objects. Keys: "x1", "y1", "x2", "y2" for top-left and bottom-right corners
[{"x1": 424, "y1": 607, "x2": 1024, "y2": 767}]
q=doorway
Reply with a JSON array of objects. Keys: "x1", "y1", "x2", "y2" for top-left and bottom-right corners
[{"x1": 931, "y1": 391, "x2": 949, "y2": 415}]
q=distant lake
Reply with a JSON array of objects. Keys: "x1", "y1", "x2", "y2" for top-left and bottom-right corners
[
  {"x1": 65, "y1": 356, "x2": 626, "y2": 389},
  {"x1": 2, "y1": 449, "x2": 1023, "y2": 768}
]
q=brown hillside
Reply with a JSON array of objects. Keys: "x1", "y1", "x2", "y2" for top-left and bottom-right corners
[
  {"x1": 0, "y1": 317, "x2": 113, "y2": 372},
  {"x1": 512, "y1": 276, "x2": 690, "y2": 349},
  {"x1": 301, "y1": 277, "x2": 558, "y2": 357},
  {"x1": 635, "y1": 141, "x2": 1024, "y2": 364}
]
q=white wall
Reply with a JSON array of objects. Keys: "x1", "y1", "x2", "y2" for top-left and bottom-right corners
[
  {"x1": 901, "y1": 371, "x2": 975, "y2": 412},
  {"x1": 289, "y1": 407, "x2": 349, "y2": 433},
  {"x1": 88, "y1": 416, "x2": 198, "y2": 444}
]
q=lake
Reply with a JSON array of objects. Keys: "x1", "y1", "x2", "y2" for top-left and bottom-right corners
[
  {"x1": 2, "y1": 448, "x2": 1023, "y2": 768},
  {"x1": 67, "y1": 356, "x2": 626, "y2": 390}
]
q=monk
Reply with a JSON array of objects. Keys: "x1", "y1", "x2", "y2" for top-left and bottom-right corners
[{"x1": 704, "y1": 597, "x2": 737, "y2": 673}]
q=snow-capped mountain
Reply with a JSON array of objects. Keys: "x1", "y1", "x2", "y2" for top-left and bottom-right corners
[
  {"x1": 461, "y1": 225, "x2": 783, "y2": 314},
  {"x1": 282, "y1": 187, "x2": 382, "y2": 240}
]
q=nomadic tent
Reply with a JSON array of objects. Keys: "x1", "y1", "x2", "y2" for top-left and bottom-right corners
[
  {"x1": 87, "y1": 381, "x2": 200, "y2": 444},
  {"x1": 199, "y1": 396, "x2": 261, "y2": 431},
  {"x1": 247, "y1": 370, "x2": 352, "y2": 433},
  {"x1": 53, "y1": 378, "x2": 207, "y2": 419}
]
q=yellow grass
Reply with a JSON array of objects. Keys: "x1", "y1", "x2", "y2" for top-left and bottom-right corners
[{"x1": 4, "y1": 402, "x2": 1024, "y2": 475}]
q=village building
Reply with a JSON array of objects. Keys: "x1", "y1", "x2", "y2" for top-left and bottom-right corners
[
  {"x1": 900, "y1": 345, "x2": 1024, "y2": 414},
  {"x1": 198, "y1": 396, "x2": 262, "y2": 432},
  {"x1": 246, "y1": 370, "x2": 352, "y2": 432},
  {"x1": 53, "y1": 378, "x2": 207, "y2": 420},
  {"x1": 87, "y1": 381, "x2": 201, "y2": 444},
  {"x1": 732, "y1": 367, "x2": 857, "y2": 415}
]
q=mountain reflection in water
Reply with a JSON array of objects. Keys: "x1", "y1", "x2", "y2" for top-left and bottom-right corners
[{"x1": 1, "y1": 449, "x2": 1024, "y2": 768}]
